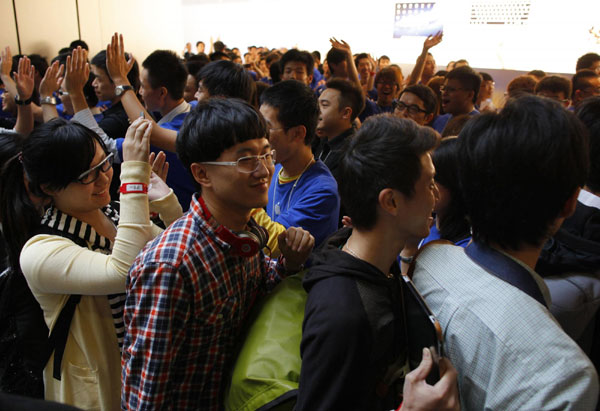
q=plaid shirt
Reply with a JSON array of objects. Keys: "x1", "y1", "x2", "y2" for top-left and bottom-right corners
[{"x1": 121, "y1": 194, "x2": 285, "y2": 410}]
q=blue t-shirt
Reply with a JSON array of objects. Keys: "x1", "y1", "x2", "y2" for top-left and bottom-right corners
[
  {"x1": 359, "y1": 99, "x2": 395, "y2": 123},
  {"x1": 266, "y1": 160, "x2": 340, "y2": 247},
  {"x1": 432, "y1": 109, "x2": 480, "y2": 134},
  {"x1": 117, "y1": 111, "x2": 195, "y2": 211}
]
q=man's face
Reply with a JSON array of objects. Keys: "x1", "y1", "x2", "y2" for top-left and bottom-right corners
[
  {"x1": 200, "y1": 138, "x2": 274, "y2": 212},
  {"x1": 317, "y1": 88, "x2": 346, "y2": 137},
  {"x1": 197, "y1": 43, "x2": 205, "y2": 54},
  {"x1": 195, "y1": 80, "x2": 210, "y2": 102},
  {"x1": 260, "y1": 104, "x2": 296, "y2": 165},
  {"x1": 576, "y1": 76, "x2": 600, "y2": 105},
  {"x1": 398, "y1": 152, "x2": 438, "y2": 239},
  {"x1": 376, "y1": 78, "x2": 398, "y2": 106},
  {"x1": 479, "y1": 80, "x2": 494, "y2": 101},
  {"x1": 183, "y1": 74, "x2": 198, "y2": 103},
  {"x1": 424, "y1": 55, "x2": 436, "y2": 78},
  {"x1": 536, "y1": 90, "x2": 569, "y2": 107},
  {"x1": 139, "y1": 68, "x2": 163, "y2": 113},
  {"x1": 357, "y1": 58, "x2": 370, "y2": 79},
  {"x1": 441, "y1": 78, "x2": 473, "y2": 115},
  {"x1": 395, "y1": 92, "x2": 432, "y2": 126},
  {"x1": 378, "y1": 58, "x2": 390, "y2": 69},
  {"x1": 91, "y1": 65, "x2": 116, "y2": 102},
  {"x1": 282, "y1": 61, "x2": 312, "y2": 85}
]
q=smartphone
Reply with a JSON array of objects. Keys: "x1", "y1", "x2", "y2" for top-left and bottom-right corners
[{"x1": 400, "y1": 274, "x2": 444, "y2": 385}]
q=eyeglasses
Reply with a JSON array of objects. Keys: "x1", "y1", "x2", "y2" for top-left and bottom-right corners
[
  {"x1": 394, "y1": 101, "x2": 428, "y2": 115},
  {"x1": 77, "y1": 152, "x2": 114, "y2": 184},
  {"x1": 200, "y1": 150, "x2": 276, "y2": 173},
  {"x1": 440, "y1": 85, "x2": 467, "y2": 94}
]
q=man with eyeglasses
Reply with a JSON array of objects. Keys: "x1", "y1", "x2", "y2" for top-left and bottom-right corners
[
  {"x1": 432, "y1": 66, "x2": 481, "y2": 134},
  {"x1": 571, "y1": 69, "x2": 600, "y2": 109},
  {"x1": 394, "y1": 84, "x2": 438, "y2": 127},
  {"x1": 121, "y1": 98, "x2": 314, "y2": 410}
]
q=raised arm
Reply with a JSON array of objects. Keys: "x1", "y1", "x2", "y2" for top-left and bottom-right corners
[
  {"x1": 13, "y1": 56, "x2": 35, "y2": 136},
  {"x1": 329, "y1": 38, "x2": 361, "y2": 91},
  {"x1": 407, "y1": 31, "x2": 443, "y2": 86},
  {"x1": 0, "y1": 46, "x2": 17, "y2": 97},
  {"x1": 39, "y1": 61, "x2": 64, "y2": 122},
  {"x1": 106, "y1": 33, "x2": 177, "y2": 152}
]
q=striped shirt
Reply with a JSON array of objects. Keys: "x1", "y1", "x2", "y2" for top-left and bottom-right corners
[{"x1": 121, "y1": 194, "x2": 285, "y2": 410}]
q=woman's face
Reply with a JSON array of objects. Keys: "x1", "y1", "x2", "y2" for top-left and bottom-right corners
[{"x1": 48, "y1": 142, "x2": 113, "y2": 219}]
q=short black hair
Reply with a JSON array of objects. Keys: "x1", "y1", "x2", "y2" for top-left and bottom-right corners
[
  {"x1": 260, "y1": 80, "x2": 319, "y2": 145},
  {"x1": 196, "y1": 41, "x2": 204, "y2": 47},
  {"x1": 213, "y1": 41, "x2": 226, "y2": 52},
  {"x1": 571, "y1": 69, "x2": 600, "y2": 99},
  {"x1": 311, "y1": 51, "x2": 321, "y2": 61},
  {"x1": 326, "y1": 48, "x2": 346, "y2": 66},
  {"x1": 176, "y1": 98, "x2": 267, "y2": 170},
  {"x1": 185, "y1": 59, "x2": 208, "y2": 83},
  {"x1": 534, "y1": 75, "x2": 571, "y2": 99},
  {"x1": 576, "y1": 53, "x2": 600, "y2": 72},
  {"x1": 576, "y1": 96, "x2": 600, "y2": 192},
  {"x1": 446, "y1": 66, "x2": 481, "y2": 104},
  {"x1": 432, "y1": 137, "x2": 470, "y2": 243},
  {"x1": 209, "y1": 51, "x2": 230, "y2": 61},
  {"x1": 91, "y1": 50, "x2": 140, "y2": 91},
  {"x1": 479, "y1": 72, "x2": 493, "y2": 82},
  {"x1": 27, "y1": 54, "x2": 48, "y2": 77},
  {"x1": 338, "y1": 115, "x2": 437, "y2": 230},
  {"x1": 325, "y1": 78, "x2": 365, "y2": 121},
  {"x1": 280, "y1": 49, "x2": 314, "y2": 77},
  {"x1": 354, "y1": 53, "x2": 369, "y2": 68},
  {"x1": 142, "y1": 50, "x2": 187, "y2": 100},
  {"x1": 69, "y1": 40, "x2": 89, "y2": 51},
  {"x1": 457, "y1": 95, "x2": 589, "y2": 250},
  {"x1": 507, "y1": 75, "x2": 537, "y2": 98},
  {"x1": 527, "y1": 69, "x2": 546, "y2": 80},
  {"x1": 400, "y1": 84, "x2": 438, "y2": 115},
  {"x1": 198, "y1": 60, "x2": 254, "y2": 103}
]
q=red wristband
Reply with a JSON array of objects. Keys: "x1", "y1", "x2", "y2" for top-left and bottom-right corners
[{"x1": 119, "y1": 183, "x2": 148, "y2": 194}]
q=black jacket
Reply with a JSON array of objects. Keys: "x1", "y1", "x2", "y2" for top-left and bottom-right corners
[{"x1": 296, "y1": 228, "x2": 405, "y2": 411}]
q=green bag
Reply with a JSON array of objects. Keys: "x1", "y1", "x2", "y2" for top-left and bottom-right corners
[{"x1": 225, "y1": 272, "x2": 307, "y2": 411}]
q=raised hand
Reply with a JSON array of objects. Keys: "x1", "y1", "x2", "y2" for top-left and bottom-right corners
[
  {"x1": 0, "y1": 46, "x2": 13, "y2": 78},
  {"x1": 123, "y1": 117, "x2": 152, "y2": 163},
  {"x1": 329, "y1": 37, "x2": 352, "y2": 57},
  {"x1": 14, "y1": 56, "x2": 35, "y2": 101},
  {"x1": 278, "y1": 227, "x2": 315, "y2": 272},
  {"x1": 424, "y1": 31, "x2": 443, "y2": 51},
  {"x1": 149, "y1": 151, "x2": 169, "y2": 182},
  {"x1": 39, "y1": 61, "x2": 65, "y2": 98},
  {"x1": 106, "y1": 33, "x2": 135, "y2": 85},
  {"x1": 64, "y1": 46, "x2": 89, "y2": 95}
]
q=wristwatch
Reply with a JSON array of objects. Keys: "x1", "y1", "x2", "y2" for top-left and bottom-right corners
[
  {"x1": 115, "y1": 85, "x2": 134, "y2": 96},
  {"x1": 40, "y1": 96, "x2": 57, "y2": 105},
  {"x1": 14, "y1": 94, "x2": 34, "y2": 105}
]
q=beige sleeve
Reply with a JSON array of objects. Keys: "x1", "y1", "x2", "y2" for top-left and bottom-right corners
[{"x1": 251, "y1": 208, "x2": 286, "y2": 259}]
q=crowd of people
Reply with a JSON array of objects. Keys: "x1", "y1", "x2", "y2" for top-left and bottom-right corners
[{"x1": 0, "y1": 30, "x2": 599, "y2": 410}]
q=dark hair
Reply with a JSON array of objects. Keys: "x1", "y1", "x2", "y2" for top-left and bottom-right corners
[
  {"x1": 213, "y1": 41, "x2": 226, "y2": 52},
  {"x1": 27, "y1": 54, "x2": 48, "y2": 77},
  {"x1": 400, "y1": 85, "x2": 438, "y2": 115},
  {"x1": 260, "y1": 80, "x2": 319, "y2": 145},
  {"x1": 209, "y1": 51, "x2": 230, "y2": 61},
  {"x1": 326, "y1": 48, "x2": 346, "y2": 66},
  {"x1": 354, "y1": 53, "x2": 369, "y2": 68},
  {"x1": 434, "y1": 70, "x2": 448, "y2": 77},
  {"x1": 479, "y1": 72, "x2": 493, "y2": 82},
  {"x1": 69, "y1": 40, "x2": 89, "y2": 51},
  {"x1": 142, "y1": 50, "x2": 187, "y2": 100},
  {"x1": 339, "y1": 114, "x2": 437, "y2": 230},
  {"x1": 378, "y1": 55, "x2": 390, "y2": 62},
  {"x1": 196, "y1": 41, "x2": 204, "y2": 47},
  {"x1": 185, "y1": 59, "x2": 208, "y2": 83},
  {"x1": 198, "y1": 60, "x2": 254, "y2": 103},
  {"x1": 325, "y1": 78, "x2": 365, "y2": 121},
  {"x1": 506, "y1": 75, "x2": 537, "y2": 98},
  {"x1": 432, "y1": 138, "x2": 470, "y2": 243},
  {"x1": 269, "y1": 62, "x2": 281, "y2": 85},
  {"x1": 527, "y1": 69, "x2": 546, "y2": 80},
  {"x1": 576, "y1": 96, "x2": 600, "y2": 192},
  {"x1": 374, "y1": 67, "x2": 402, "y2": 88},
  {"x1": 91, "y1": 50, "x2": 140, "y2": 91},
  {"x1": 446, "y1": 66, "x2": 481, "y2": 103},
  {"x1": 177, "y1": 98, "x2": 267, "y2": 173},
  {"x1": 0, "y1": 120, "x2": 107, "y2": 270},
  {"x1": 454, "y1": 59, "x2": 469, "y2": 66},
  {"x1": 58, "y1": 47, "x2": 71, "y2": 56},
  {"x1": 576, "y1": 53, "x2": 600, "y2": 72},
  {"x1": 571, "y1": 69, "x2": 600, "y2": 99},
  {"x1": 457, "y1": 95, "x2": 589, "y2": 250},
  {"x1": 280, "y1": 49, "x2": 314, "y2": 78},
  {"x1": 534, "y1": 75, "x2": 571, "y2": 99},
  {"x1": 311, "y1": 51, "x2": 321, "y2": 61}
]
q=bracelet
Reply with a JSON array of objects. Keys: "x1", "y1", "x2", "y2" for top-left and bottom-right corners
[
  {"x1": 119, "y1": 183, "x2": 148, "y2": 194},
  {"x1": 399, "y1": 255, "x2": 414, "y2": 264},
  {"x1": 14, "y1": 94, "x2": 34, "y2": 105},
  {"x1": 40, "y1": 96, "x2": 57, "y2": 105}
]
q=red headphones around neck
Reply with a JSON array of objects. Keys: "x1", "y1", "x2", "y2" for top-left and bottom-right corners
[{"x1": 198, "y1": 196, "x2": 269, "y2": 258}]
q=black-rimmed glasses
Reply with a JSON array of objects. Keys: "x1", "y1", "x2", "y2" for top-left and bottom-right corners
[{"x1": 77, "y1": 152, "x2": 114, "y2": 184}]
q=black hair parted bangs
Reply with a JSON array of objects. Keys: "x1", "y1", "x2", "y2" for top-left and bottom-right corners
[{"x1": 176, "y1": 98, "x2": 267, "y2": 170}]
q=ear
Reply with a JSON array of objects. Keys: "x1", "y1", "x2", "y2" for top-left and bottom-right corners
[
  {"x1": 190, "y1": 163, "x2": 212, "y2": 188},
  {"x1": 160, "y1": 86, "x2": 169, "y2": 98},
  {"x1": 341, "y1": 106, "x2": 353, "y2": 120},
  {"x1": 307, "y1": 74, "x2": 313, "y2": 85},
  {"x1": 378, "y1": 188, "x2": 400, "y2": 217},
  {"x1": 559, "y1": 187, "x2": 581, "y2": 218},
  {"x1": 424, "y1": 113, "x2": 434, "y2": 124},
  {"x1": 289, "y1": 124, "x2": 307, "y2": 142}
]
